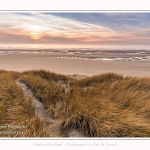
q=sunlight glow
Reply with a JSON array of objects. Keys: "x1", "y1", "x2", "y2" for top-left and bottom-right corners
[
  {"x1": 0, "y1": 12, "x2": 150, "y2": 45},
  {"x1": 23, "y1": 24, "x2": 47, "y2": 40}
]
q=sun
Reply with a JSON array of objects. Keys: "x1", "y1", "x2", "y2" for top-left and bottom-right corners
[
  {"x1": 24, "y1": 24, "x2": 47, "y2": 40},
  {"x1": 30, "y1": 32, "x2": 41, "y2": 40}
]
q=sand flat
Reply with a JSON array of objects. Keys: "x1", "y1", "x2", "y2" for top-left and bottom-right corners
[{"x1": 0, "y1": 53, "x2": 150, "y2": 77}]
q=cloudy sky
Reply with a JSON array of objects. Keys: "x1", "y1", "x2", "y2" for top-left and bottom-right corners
[{"x1": 1, "y1": 12, "x2": 150, "y2": 46}]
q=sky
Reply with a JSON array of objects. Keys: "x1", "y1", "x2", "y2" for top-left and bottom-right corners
[{"x1": 1, "y1": 12, "x2": 150, "y2": 47}]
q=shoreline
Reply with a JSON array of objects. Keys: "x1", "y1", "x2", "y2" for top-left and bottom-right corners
[{"x1": 0, "y1": 53, "x2": 150, "y2": 77}]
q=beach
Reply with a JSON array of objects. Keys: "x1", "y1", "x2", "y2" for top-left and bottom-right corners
[
  {"x1": 0, "y1": 50, "x2": 150, "y2": 77},
  {"x1": 1, "y1": 50, "x2": 150, "y2": 138}
]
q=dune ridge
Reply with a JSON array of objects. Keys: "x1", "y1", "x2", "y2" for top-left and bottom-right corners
[{"x1": 0, "y1": 69, "x2": 150, "y2": 137}]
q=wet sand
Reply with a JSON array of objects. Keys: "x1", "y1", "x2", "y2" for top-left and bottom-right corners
[{"x1": 0, "y1": 53, "x2": 150, "y2": 77}]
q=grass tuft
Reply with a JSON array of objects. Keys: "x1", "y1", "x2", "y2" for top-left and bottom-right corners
[{"x1": 1, "y1": 70, "x2": 150, "y2": 137}]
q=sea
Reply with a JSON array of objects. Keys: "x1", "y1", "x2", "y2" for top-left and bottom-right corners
[{"x1": 1, "y1": 44, "x2": 150, "y2": 62}]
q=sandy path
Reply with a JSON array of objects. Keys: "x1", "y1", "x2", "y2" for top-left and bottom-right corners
[
  {"x1": 16, "y1": 81, "x2": 45, "y2": 120},
  {"x1": 16, "y1": 80, "x2": 84, "y2": 137},
  {"x1": 16, "y1": 80, "x2": 61, "y2": 137}
]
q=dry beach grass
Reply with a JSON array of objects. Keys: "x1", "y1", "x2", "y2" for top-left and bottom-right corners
[
  {"x1": 0, "y1": 70, "x2": 150, "y2": 137},
  {"x1": 0, "y1": 71, "x2": 49, "y2": 137}
]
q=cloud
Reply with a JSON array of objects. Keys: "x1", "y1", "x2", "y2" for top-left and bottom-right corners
[
  {"x1": 103, "y1": 13, "x2": 146, "y2": 18},
  {"x1": 0, "y1": 30, "x2": 35, "y2": 44},
  {"x1": 116, "y1": 18, "x2": 144, "y2": 21},
  {"x1": 0, "y1": 12, "x2": 150, "y2": 45},
  {"x1": 0, "y1": 12, "x2": 119, "y2": 44}
]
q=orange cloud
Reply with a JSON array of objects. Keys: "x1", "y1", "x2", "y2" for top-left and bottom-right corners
[{"x1": 1, "y1": 12, "x2": 150, "y2": 45}]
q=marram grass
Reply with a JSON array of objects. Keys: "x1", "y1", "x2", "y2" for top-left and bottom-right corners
[{"x1": 0, "y1": 70, "x2": 150, "y2": 137}]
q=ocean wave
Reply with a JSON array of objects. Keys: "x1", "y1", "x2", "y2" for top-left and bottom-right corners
[
  {"x1": 1, "y1": 49, "x2": 150, "y2": 61},
  {"x1": 49, "y1": 56, "x2": 150, "y2": 61}
]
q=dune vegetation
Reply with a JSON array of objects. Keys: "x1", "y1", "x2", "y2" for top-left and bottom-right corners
[
  {"x1": 0, "y1": 69, "x2": 150, "y2": 137},
  {"x1": 0, "y1": 71, "x2": 49, "y2": 137}
]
